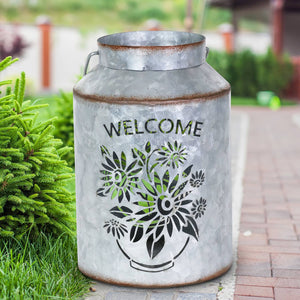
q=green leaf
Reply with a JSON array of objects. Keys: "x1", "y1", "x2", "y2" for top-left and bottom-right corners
[
  {"x1": 162, "y1": 170, "x2": 169, "y2": 192},
  {"x1": 153, "y1": 172, "x2": 162, "y2": 194},
  {"x1": 145, "y1": 141, "x2": 151, "y2": 153},
  {"x1": 172, "y1": 181, "x2": 188, "y2": 197},
  {"x1": 142, "y1": 180, "x2": 157, "y2": 196},
  {"x1": 168, "y1": 174, "x2": 179, "y2": 193},
  {"x1": 121, "y1": 151, "x2": 126, "y2": 169},
  {"x1": 110, "y1": 206, "x2": 133, "y2": 219}
]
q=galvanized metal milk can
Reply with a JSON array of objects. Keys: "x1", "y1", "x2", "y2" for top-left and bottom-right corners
[{"x1": 73, "y1": 31, "x2": 232, "y2": 287}]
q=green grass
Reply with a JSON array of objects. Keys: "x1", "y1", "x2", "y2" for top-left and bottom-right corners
[
  {"x1": 231, "y1": 96, "x2": 297, "y2": 106},
  {"x1": 0, "y1": 233, "x2": 90, "y2": 300}
]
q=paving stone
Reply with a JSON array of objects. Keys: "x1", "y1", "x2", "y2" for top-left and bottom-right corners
[
  {"x1": 150, "y1": 292, "x2": 175, "y2": 300},
  {"x1": 105, "y1": 291, "x2": 148, "y2": 300},
  {"x1": 274, "y1": 287, "x2": 300, "y2": 300},
  {"x1": 234, "y1": 296, "x2": 273, "y2": 300},
  {"x1": 176, "y1": 292, "x2": 216, "y2": 300},
  {"x1": 236, "y1": 275, "x2": 300, "y2": 288},
  {"x1": 271, "y1": 253, "x2": 300, "y2": 269},
  {"x1": 234, "y1": 285, "x2": 273, "y2": 298},
  {"x1": 272, "y1": 269, "x2": 300, "y2": 279}
]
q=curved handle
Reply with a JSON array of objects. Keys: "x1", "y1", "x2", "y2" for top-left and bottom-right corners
[
  {"x1": 205, "y1": 47, "x2": 209, "y2": 59},
  {"x1": 83, "y1": 51, "x2": 99, "y2": 76}
]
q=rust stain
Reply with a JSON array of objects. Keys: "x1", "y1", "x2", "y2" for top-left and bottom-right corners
[
  {"x1": 79, "y1": 263, "x2": 232, "y2": 288},
  {"x1": 97, "y1": 39, "x2": 205, "y2": 52},
  {"x1": 73, "y1": 86, "x2": 231, "y2": 106}
]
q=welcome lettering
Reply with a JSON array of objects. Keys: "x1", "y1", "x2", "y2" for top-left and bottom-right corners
[{"x1": 103, "y1": 119, "x2": 203, "y2": 138}]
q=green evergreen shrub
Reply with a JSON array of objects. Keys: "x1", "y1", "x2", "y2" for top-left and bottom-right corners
[
  {"x1": 53, "y1": 92, "x2": 74, "y2": 168},
  {"x1": 0, "y1": 57, "x2": 75, "y2": 238},
  {"x1": 257, "y1": 49, "x2": 294, "y2": 95},
  {"x1": 207, "y1": 49, "x2": 293, "y2": 98}
]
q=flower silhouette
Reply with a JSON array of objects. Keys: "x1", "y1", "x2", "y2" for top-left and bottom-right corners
[
  {"x1": 130, "y1": 169, "x2": 198, "y2": 258},
  {"x1": 156, "y1": 141, "x2": 187, "y2": 168},
  {"x1": 97, "y1": 150, "x2": 142, "y2": 202},
  {"x1": 98, "y1": 141, "x2": 208, "y2": 264},
  {"x1": 103, "y1": 219, "x2": 127, "y2": 239},
  {"x1": 190, "y1": 170, "x2": 205, "y2": 187},
  {"x1": 191, "y1": 197, "x2": 207, "y2": 219}
]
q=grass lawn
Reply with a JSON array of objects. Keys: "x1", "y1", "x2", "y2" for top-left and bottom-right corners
[{"x1": 0, "y1": 233, "x2": 90, "y2": 300}]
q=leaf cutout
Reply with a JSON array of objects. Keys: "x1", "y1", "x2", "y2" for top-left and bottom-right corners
[
  {"x1": 96, "y1": 187, "x2": 106, "y2": 196},
  {"x1": 113, "y1": 152, "x2": 120, "y2": 168},
  {"x1": 182, "y1": 216, "x2": 199, "y2": 241},
  {"x1": 153, "y1": 172, "x2": 162, "y2": 194},
  {"x1": 101, "y1": 163, "x2": 113, "y2": 172},
  {"x1": 162, "y1": 170, "x2": 169, "y2": 192},
  {"x1": 132, "y1": 149, "x2": 137, "y2": 158},
  {"x1": 146, "y1": 217, "x2": 160, "y2": 234},
  {"x1": 182, "y1": 165, "x2": 193, "y2": 178},
  {"x1": 168, "y1": 174, "x2": 179, "y2": 193},
  {"x1": 172, "y1": 180, "x2": 188, "y2": 197},
  {"x1": 121, "y1": 151, "x2": 126, "y2": 169},
  {"x1": 145, "y1": 141, "x2": 151, "y2": 153},
  {"x1": 167, "y1": 142, "x2": 173, "y2": 151},
  {"x1": 167, "y1": 219, "x2": 173, "y2": 237},
  {"x1": 146, "y1": 233, "x2": 165, "y2": 259},
  {"x1": 149, "y1": 162, "x2": 159, "y2": 173},
  {"x1": 110, "y1": 206, "x2": 133, "y2": 218},
  {"x1": 126, "y1": 160, "x2": 137, "y2": 172},
  {"x1": 111, "y1": 188, "x2": 118, "y2": 199},
  {"x1": 139, "y1": 211, "x2": 157, "y2": 222},
  {"x1": 128, "y1": 168, "x2": 142, "y2": 177},
  {"x1": 142, "y1": 180, "x2": 157, "y2": 196},
  {"x1": 130, "y1": 224, "x2": 144, "y2": 243},
  {"x1": 105, "y1": 157, "x2": 116, "y2": 169},
  {"x1": 155, "y1": 220, "x2": 165, "y2": 238},
  {"x1": 134, "y1": 148, "x2": 146, "y2": 164}
]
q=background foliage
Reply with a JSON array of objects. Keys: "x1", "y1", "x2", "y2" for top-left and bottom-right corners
[{"x1": 207, "y1": 49, "x2": 294, "y2": 97}]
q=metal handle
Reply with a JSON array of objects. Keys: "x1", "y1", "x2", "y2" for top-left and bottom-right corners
[
  {"x1": 205, "y1": 47, "x2": 209, "y2": 59},
  {"x1": 83, "y1": 51, "x2": 99, "y2": 76}
]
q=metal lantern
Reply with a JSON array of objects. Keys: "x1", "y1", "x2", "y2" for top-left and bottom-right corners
[{"x1": 73, "y1": 31, "x2": 232, "y2": 287}]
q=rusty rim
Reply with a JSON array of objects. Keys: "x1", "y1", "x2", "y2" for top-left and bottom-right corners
[
  {"x1": 73, "y1": 86, "x2": 231, "y2": 106},
  {"x1": 97, "y1": 31, "x2": 205, "y2": 51},
  {"x1": 79, "y1": 262, "x2": 232, "y2": 288}
]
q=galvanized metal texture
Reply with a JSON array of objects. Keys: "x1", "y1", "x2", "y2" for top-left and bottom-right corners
[
  {"x1": 97, "y1": 31, "x2": 206, "y2": 71},
  {"x1": 78, "y1": 263, "x2": 232, "y2": 288},
  {"x1": 74, "y1": 31, "x2": 232, "y2": 287}
]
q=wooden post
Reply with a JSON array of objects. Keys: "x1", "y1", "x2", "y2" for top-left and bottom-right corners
[
  {"x1": 37, "y1": 16, "x2": 51, "y2": 91},
  {"x1": 272, "y1": 0, "x2": 284, "y2": 56},
  {"x1": 219, "y1": 23, "x2": 234, "y2": 54},
  {"x1": 185, "y1": 0, "x2": 193, "y2": 32}
]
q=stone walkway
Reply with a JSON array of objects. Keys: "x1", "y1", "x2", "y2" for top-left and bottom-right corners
[
  {"x1": 84, "y1": 106, "x2": 300, "y2": 300},
  {"x1": 234, "y1": 107, "x2": 300, "y2": 300}
]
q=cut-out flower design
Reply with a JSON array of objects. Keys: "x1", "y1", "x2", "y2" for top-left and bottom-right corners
[
  {"x1": 190, "y1": 170, "x2": 205, "y2": 187},
  {"x1": 103, "y1": 219, "x2": 127, "y2": 239},
  {"x1": 129, "y1": 169, "x2": 198, "y2": 259},
  {"x1": 97, "y1": 150, "x2": 142, "y2": 202},
  {"x1": 191, "y1": 197, "x2": 207, "y2": 219},
  {"x1": 98, "y1": 140, "x2": 208, "y2": 268},
  {"x1": 156, "y1": 141, "x2": 187, "y2": 169}
]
